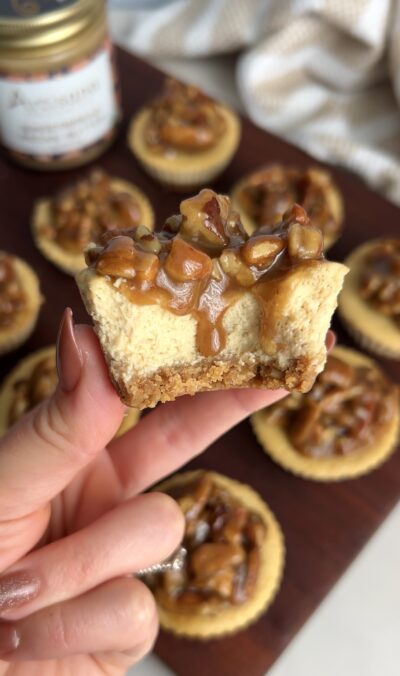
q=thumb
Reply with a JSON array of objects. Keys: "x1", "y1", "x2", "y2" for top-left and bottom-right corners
[{"x1": 0, "y1": 309, "x2": 125, "y2": 523}]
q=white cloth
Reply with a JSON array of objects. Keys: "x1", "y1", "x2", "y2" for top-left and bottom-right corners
[{"x1": 109, "y1": 0, "x2": 400, "y2": 206}]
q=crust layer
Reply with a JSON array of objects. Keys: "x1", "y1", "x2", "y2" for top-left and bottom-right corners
[
  {"x1": 251, "y1": 346, "x2": 400, "y2": 481},
  {"x1": 32, "y1": 179, "x2": 155, "y2": 276},
  {"x1": 152, "y1": 470, "x2": 285, "y2": 639}
]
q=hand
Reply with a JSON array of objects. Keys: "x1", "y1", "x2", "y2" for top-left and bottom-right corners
[{"x1": 0, "y1": 308, "x2": 288, "y2": 676}]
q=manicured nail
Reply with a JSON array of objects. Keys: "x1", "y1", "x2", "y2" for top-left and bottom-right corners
[
  {"x1": 0, "y1": 572, "x2": 40, "y2": 616},
  {"x1": 56, "y1": 308, "x2": 83, "y2": 393},
  {"x1": 0, "y1": 624, "x2": 20, "y2": 656}
]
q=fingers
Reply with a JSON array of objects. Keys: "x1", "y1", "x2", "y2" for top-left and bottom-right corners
[
  {"x1": 0, "y1": 492, "x2": 183, "y2": 622},
  {"x1": 0, "y1": 310, "x2": 125, "y2": 522},
  {"x1": 110, "y1": 387, "x2": 287, "y2": 498},
  {"x1": 0, "y1": 577, "x2": 158, "y2": 662}
]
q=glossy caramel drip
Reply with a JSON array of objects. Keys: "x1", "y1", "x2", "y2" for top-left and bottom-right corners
[{"x1": 88, "y1": 191, "x2": 324, "y2": 358}]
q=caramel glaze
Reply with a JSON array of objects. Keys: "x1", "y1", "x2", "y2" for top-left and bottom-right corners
[
  {"x1": 360, "y1": 239, "x2": 400, "y2": 326},
  {"x1": 9, "y1": 355, "x2": 58, "y2": 426},
  {"x1": 237, "y1": 165, "x2": 341, "y2": 240},
  {"x1": 265, "y1": 354, "x2": 399, "y2": 458},
  {"x1": 42, "y1": 170, "x2": 141, "y2": 254},
  {"x1": 87, "y1": 190, "x2": 325, "y2": 358},
  {"x1": 144, "y1": 77, "x2": 226, "y2": 154},
  {"x1": 145, "y1": 473, "x2": 266, "y2": 614},
  {"x1": 0, "y1": 255, "x2": 26, "y2": 328}
]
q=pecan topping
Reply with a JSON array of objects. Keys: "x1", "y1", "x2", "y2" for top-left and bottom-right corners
[
  {"x1": 237, "y1": 165, "x2": 341, "y2": 239},
  {"x1": 87, "y1": 191, "x2": 325, "y2": 358},
  {"x1": 145, "y1": 473, "x2": 266, "y2": 614},
  {"x1": 0, "y1": 255, "x2": 26, "y2": 328},
  {"x1": 9, "y1": 354, "x2": 58, "y2": 426},
  {"x1": 360, "y1": 240, "x2": 400, "y2": 326},
  {"x1": 42, "y1": 170, "x2": 142, "y2": 254},
  {"x1": 145, "y1": 78, "x2": 226, "y2": 153},
  {"x1": 265, "y1": 354, "x2": 398, "y2": 457}
]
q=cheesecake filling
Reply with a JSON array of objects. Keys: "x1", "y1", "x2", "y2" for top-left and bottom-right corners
[
  {"x1": 237, "y1": 165, "x2": 341, "y2": 240},
  {"x1": 8, "y1": 354, "x2": 57, "y2": 426},
  {"x1": 87, "y1": 189, "x2": 325, "y2": 358},
  {"x1": 360, "y1": 239, "x2": 400, "y2": 327},
  {"x1": 40, "y1": 170, "x2": 142, "y2": 254},
  {"x1": 264, "y1": 355, "x2": 398, "y2": 457},
  {"x1": 0, "y1": 255, "x2": 27, "y2": 329},
  {"x1": 145, "y1": 473, "x2": 266, "y2": 615},
  {"x1": 144, "y1": 78, "x2": 226, "y2": 154}
]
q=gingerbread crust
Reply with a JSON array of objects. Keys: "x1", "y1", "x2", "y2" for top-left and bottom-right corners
[
  {"x1": 0, "y1": 253, "x2": 42, "y2": 357},
  {"x1": 152, "y1": 470, "x2": 285, "y2": 639},
  {"x1": 0, "y1": 345, "x2": 139, "y2": 436},
  {"x1": 128, "y1": 105, "x2": 241, "y2": 191},
  {"x1": 339, "y1": 240, "x2": 400, "y2": 359},
  {"x1": 251, "y1": 346, "x2": 400, "y2": 481},
  {"x1": 31, "y1": 178, "x2": 155, "y2": 276},
  {"x1": 231, "y1": 166, "x2": 344, "y2": 250}
]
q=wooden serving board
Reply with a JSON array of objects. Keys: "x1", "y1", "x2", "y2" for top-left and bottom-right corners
[{"x1": 0, "y1": 48, "x2": 399, "y2": 676}]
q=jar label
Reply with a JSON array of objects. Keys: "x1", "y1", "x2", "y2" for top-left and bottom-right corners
[{"x1": 0, "y1": 48, "x2": 118, "y2": 157}]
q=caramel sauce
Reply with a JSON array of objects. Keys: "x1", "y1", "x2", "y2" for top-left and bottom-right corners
[
  {"x1": 0, "y1": 255, "x2": 26, "y2": 329},
  {"x1": 360, "y1": 239, "x2": 400, "y2": 326},
  {"x1": 144, "y1": 77, "x2": 226, "y2": 154},
  {"x1": 265, "y1": 354, "x2": 399, "y2": 457},
  {"x1": 145, "y1": 473, "x2": 266, "y2": 614},
  {"x1": 89, "y1": 191, "x2": 324, "y2": 358},
  {"x1": 9, "y1": 355, "x2": 58, "y2": 426}
]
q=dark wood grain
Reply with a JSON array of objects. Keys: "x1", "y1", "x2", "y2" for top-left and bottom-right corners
[{"x1": 0, "y1": 48, "x2": 399, "y2": 676}]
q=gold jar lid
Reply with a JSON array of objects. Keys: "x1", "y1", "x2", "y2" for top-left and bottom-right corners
[{"x1": 0, "y1": 0, "x2": 103, "y2": 50}]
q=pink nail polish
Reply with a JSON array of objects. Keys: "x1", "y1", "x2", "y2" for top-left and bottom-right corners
[
  {"x1": 0, "y1": 624, "x2": 20, "y2": 656},
  {"x1": 56, "y1": 308, "x2": 83, "y2": 393},
  {"x1": 0, "y1": 572, "x2": 40, "y2": 615}
]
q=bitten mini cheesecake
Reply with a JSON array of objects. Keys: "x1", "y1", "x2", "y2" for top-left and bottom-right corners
[
  {"x1": 252, "y1": 346, "x2": 399, "y2": 481},
  {"x1": 32, "y1": 169, "x2": 154, "y2": 276},
  {"x1": 128, "y1": 77, "x2": 241, "y2": 190},
  {"x1": 145, "y1": 470, "x2": 285, "y2": 638},
  {"x1": 0, "y1": 346, "x2": 139, "y2": 436},
  {"x1": 77, "y1": 190, "x2": 347, "y2": 409},
  {"x1": 339, "y1": 239, "x2": 400, "y2": 358},
  {"x1": 231, "y1": 164, "x2": 344, "y2": 249},
  {"x1": 0, "y1": 252, "x2": 42, "y2": 356}
]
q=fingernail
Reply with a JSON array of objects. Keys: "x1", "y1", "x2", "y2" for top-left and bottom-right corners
[
  {"x1": 0, "y1": 624, "x2": 20, "y2": 656},
  {"x1": 0, "y1": 572, "x2": 40, "y2": 616},
  {"x1": 56, "y1": 308, "x2": 83, "y2": 393}
]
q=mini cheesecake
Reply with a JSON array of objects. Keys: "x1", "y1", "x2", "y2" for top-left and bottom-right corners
[
  {"x1": 0, "y1": 252, "x2": 42, "y2": 356},
  {"x1": 128, "y1": 77, "x2": 241, "y2": 191},
  {"x1": 77, "y1": 189, "x2": 347, "y2": 409},
  {"x1": 145, "y1": 470, "x2": 284, "y2": 638},
  {"x1": 231, "y1": 164, "x2": 344, "y2": 250},
  {"x1": 0, "y1": 345, "x2": 139, "y2": 436},
  {"x1": 252, "y1": 346, "x2": 399, "y2": 481},
  {"x1": 32, "y1": 169, "x2": 154, "y2": 276},
  {"x1": 339, "y1": 239, "x2": 400, "y2": 358}
]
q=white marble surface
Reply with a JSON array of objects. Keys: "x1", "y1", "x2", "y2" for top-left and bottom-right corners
[{"x1": 111, "y1": 47, "x2": 400, "y2": 676}]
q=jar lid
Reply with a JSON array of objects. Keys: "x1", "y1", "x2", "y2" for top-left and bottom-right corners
[{"x1": 0, "y1": 0, "x2": 103, "y2": 49}]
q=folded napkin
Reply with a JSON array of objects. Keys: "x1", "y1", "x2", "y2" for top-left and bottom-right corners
[{"x1": 110, "y1": 0, "x2": 400, "y2": 206}]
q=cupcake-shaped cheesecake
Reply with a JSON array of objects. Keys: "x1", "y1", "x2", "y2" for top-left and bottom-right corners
[
  {"x1": 0, "y1": 346, "x2": 139, "y2": 436},
  {"x1": 252, "y1": 346, "x2": 399, "y2": 481},
  {"x1": 339, "y1": 239, "x2": 400, "y2": 359},
  {"x1": 231, "y1": 165, "x2": 344, "y2": 249},
  {"x1": 32, "y1": 169, "x2": 154, "y2": 275},
  {"x1": 0, "y1": 252, "x2": 42, "y2": 356},
  {"x1": 128, "y1": 77, "x2": 241, "y2": 191},
  {"x1": 145, "y1": 470, "x2": 284, "y2": 638}
]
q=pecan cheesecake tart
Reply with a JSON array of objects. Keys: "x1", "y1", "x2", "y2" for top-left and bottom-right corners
[
  {"x1": 32, "y1": 169, "x2": 154, "y2": 276},
  {"x1": 128, "y1": 77, "x2": 241, "y2": 190},
  {"x1": 231, "y1": 165, "x2": 344, "y2": 250},
  {"x1": 145, "y1": 470, "x2": 284, "y2": 638},
  {"x1": 77, "y1": 190, "x2": 347, "y2": 409},
  {"x1": 0, "y1": 252, "x2": 42, "y2": 356},
  {"x1": 339, "y1": 239, "x2": 400, "y2": 358},
  {"x1": 0, "y1": 346, "x2": 139, "y2": 436},
  {"x1": 252, "y1": 346, "x2": 399, "y2": 481}
]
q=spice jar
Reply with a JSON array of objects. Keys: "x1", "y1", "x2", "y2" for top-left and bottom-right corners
[{"x1": 0, "y1": 0, "x2": 121, "y2": 170}]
